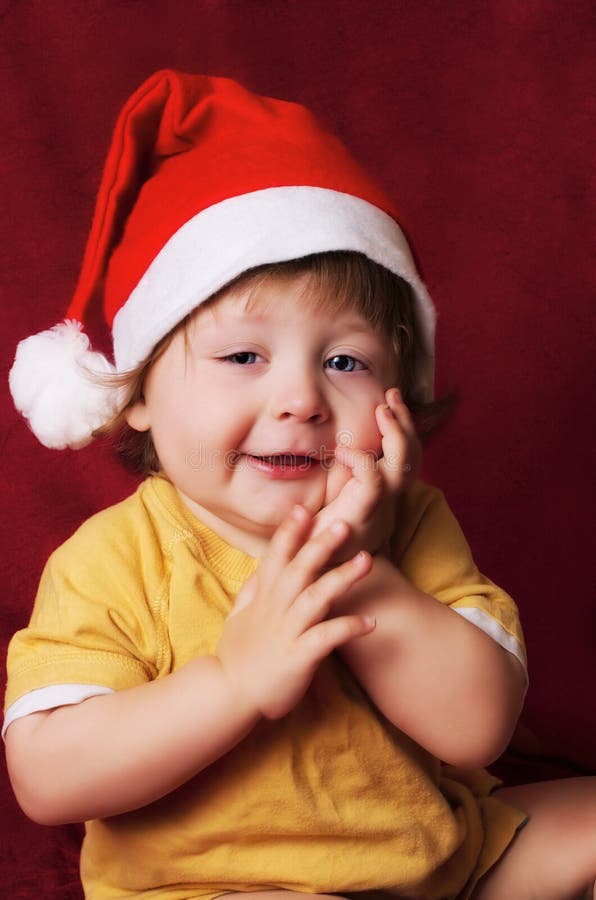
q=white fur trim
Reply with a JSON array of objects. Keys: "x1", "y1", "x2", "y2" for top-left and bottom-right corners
[
  {"x1": 113, "y1": 187, "x2": 436, "y2": 400},
  {"x1": 9, "y1": 320, "x2": 121, "y2": 449},
  {"x1": 2, "y1": 684, "x2": 114, "y2": 739}
]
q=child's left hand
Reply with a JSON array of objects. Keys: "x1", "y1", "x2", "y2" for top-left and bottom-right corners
[{"x1": 311, "y1": 387, "x2": 421, "y2": 561}]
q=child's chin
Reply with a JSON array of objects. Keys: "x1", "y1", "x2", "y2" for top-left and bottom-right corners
[
  {"x1": 252, "y1": 499, "x2": 322, "y2": 533},
  {"x1": 252, "y1": 509, "x2": 295, "y2": 532}
]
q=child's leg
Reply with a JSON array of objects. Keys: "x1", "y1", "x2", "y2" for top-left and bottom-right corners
[{"x1": 472, "y1": 777, "x2": 596, "y2": 899}]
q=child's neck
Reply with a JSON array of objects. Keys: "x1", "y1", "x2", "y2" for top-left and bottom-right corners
[{"x1": 175, "y1": 488, "x2": 270, "y2": 558}]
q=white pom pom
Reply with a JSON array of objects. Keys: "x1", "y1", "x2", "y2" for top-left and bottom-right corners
[{"x1": 9, "y1": 319, "x2": 122, "y2": 449}]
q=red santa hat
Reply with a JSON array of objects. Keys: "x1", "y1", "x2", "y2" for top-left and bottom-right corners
[{"x1": 9, "y1": 69, "x2": 436, "y2": 449}]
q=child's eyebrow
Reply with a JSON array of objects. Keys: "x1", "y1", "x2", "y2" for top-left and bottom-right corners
[
  {"x1": 201, "y1": 319, "x2": 383, "y2": 343},
  {"x1": 191, "y1": 299, "x2": 386, "y2": 345}
]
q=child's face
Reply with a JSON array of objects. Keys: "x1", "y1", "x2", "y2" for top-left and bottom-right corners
[{"x1": 126, "y1": 272, "x2": 397, "y2": 554}]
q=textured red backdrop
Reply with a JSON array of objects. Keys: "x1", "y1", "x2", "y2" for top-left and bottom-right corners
[{"x1": 1, "y1": 2, "x2": 594, "y2": 895}]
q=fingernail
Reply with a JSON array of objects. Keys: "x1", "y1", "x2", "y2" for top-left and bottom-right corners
[
  {"x1": 291, "y1": 504, "x2": 305, "y2": 521},
  {"x1": 353, "y1": 550, "x2": 369, "y2": 564},
  {"x1": 364, "y1": 615, "x2": 376, "y2": 628}
]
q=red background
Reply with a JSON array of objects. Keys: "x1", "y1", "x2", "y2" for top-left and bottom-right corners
[{"x1": 1, "y1": 2, "x2": 594, "y2": 895}]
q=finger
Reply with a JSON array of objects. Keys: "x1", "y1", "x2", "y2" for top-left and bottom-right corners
[
  {"x1": 375, "y1": 391, "x2": 421, "y2": 489},
  {"x1": 386, "y1": 387, "x2": 417, "y2": 438},
  {"x1": 375, "y1": 388, "x2": 417, "y2": 447},
  {"x1": 375, "y1": 406, "x2": 409, "y2": 488},
  {"x1": 264, "y1": 504, "x2": 313, "y2": 570},
  {"x1": 283, "y1": 517, "x2": 353, "y2": 598},
  {"x1": 300, "y1": 611, "x2": 376, "y2": 664},
  {"x1": 290, "y1": 549, "x2": 373, "y2": 632},
  {"x1": 333, "y1": 446, "x2": 384, "y2": 511}
]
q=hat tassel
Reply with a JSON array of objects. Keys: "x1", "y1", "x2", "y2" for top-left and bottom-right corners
[{"x1": 9, "y1": 319, "x2": 121, "y2": 449}]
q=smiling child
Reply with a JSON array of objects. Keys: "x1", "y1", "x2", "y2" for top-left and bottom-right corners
[{"x1": 4, "y1": 70, "x2": 595, "y2": 900}]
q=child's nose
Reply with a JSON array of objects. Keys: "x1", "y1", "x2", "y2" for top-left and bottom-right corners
[{"x1": 269, "y1": 372, "x2": 330, "y2": 424}]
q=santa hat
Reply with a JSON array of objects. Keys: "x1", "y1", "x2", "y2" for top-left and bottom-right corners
[{"x1": 9, "y1": 69, "x2": 436, "y2": 450}]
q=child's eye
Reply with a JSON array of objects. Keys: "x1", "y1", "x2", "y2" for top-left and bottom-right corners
[
  {"x1": 224, "y1": 351, "x2": 259, "y2": 365},
  {"x1": 325, "y1": 354, "x2": 366, "y2": 372}
]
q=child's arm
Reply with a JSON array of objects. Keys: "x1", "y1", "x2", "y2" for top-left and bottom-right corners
[
  {"x1": 337, "y1": 555, "x2": 527, "y2": 768},
  {"x1": 5, "y1": 654, "x2": 260, "y2": 825},
  {"x1": 5, "y1": 509, "x2": 373, "y2": 825},
  {"x1": 313, "y1": 393, "x2": 526, "y2": 766}
]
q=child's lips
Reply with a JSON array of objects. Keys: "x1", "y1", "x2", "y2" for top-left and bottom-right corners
[{"x1": 242, "y1": 452, "x2": 324, "y2": 479}]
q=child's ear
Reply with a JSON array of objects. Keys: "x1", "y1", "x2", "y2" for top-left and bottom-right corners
[{"x1": 125, "y1": 401, "x2": 151, "y2": 433}]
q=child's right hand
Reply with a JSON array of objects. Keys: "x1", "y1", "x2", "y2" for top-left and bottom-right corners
[{"x1": 217, "y1": 505, "x2": 375, "y2": 720}]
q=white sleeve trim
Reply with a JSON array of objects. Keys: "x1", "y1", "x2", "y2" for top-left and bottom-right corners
[
  {"x1": 2, "y1": 684, "x2": 115, "y2": 739},
  {"x1": 453, "y1": 607, "x2": 528, "y2": 677}
]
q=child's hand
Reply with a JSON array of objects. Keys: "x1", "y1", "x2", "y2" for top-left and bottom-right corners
[
  {"x1": 217, "y1": 505, "x2": 375, "y2": 720},
  {"x1": 313, "y1": 388, "x2": 421, "y2": 561}
]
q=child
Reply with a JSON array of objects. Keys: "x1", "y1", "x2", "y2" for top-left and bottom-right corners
[{"x1": 4, "y1": 70, "x2": 595, "y2": 900}]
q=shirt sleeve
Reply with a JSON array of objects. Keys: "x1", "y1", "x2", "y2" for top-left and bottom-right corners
[
  {"x1": 4, "y1": 510, "x2": 164, "y2": 715},
  {"x1": 392, "y1": 481, "x2": 527, "y2": 672}
]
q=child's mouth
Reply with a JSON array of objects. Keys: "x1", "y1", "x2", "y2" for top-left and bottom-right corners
[{"x1": 244, "y1": 453, "x2": 321, "y2": 479}]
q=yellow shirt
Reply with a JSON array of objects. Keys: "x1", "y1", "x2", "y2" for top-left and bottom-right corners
[{"x1": 5, "y1": 476, "x2": 527, "y2": 900}]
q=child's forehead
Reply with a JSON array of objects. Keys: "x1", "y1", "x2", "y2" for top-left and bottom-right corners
[{"x1": 190, "y1": 270, "x2": 375, "y2": 331}]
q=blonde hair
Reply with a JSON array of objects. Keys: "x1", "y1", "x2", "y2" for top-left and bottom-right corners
[{"x1": 98, "y1": 251, "x2": 449, "y2": 474}]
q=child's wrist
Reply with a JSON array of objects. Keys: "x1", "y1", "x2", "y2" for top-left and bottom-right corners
[{"x1": 210, "y1": 654, "x2": 264, "y2": 726}]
